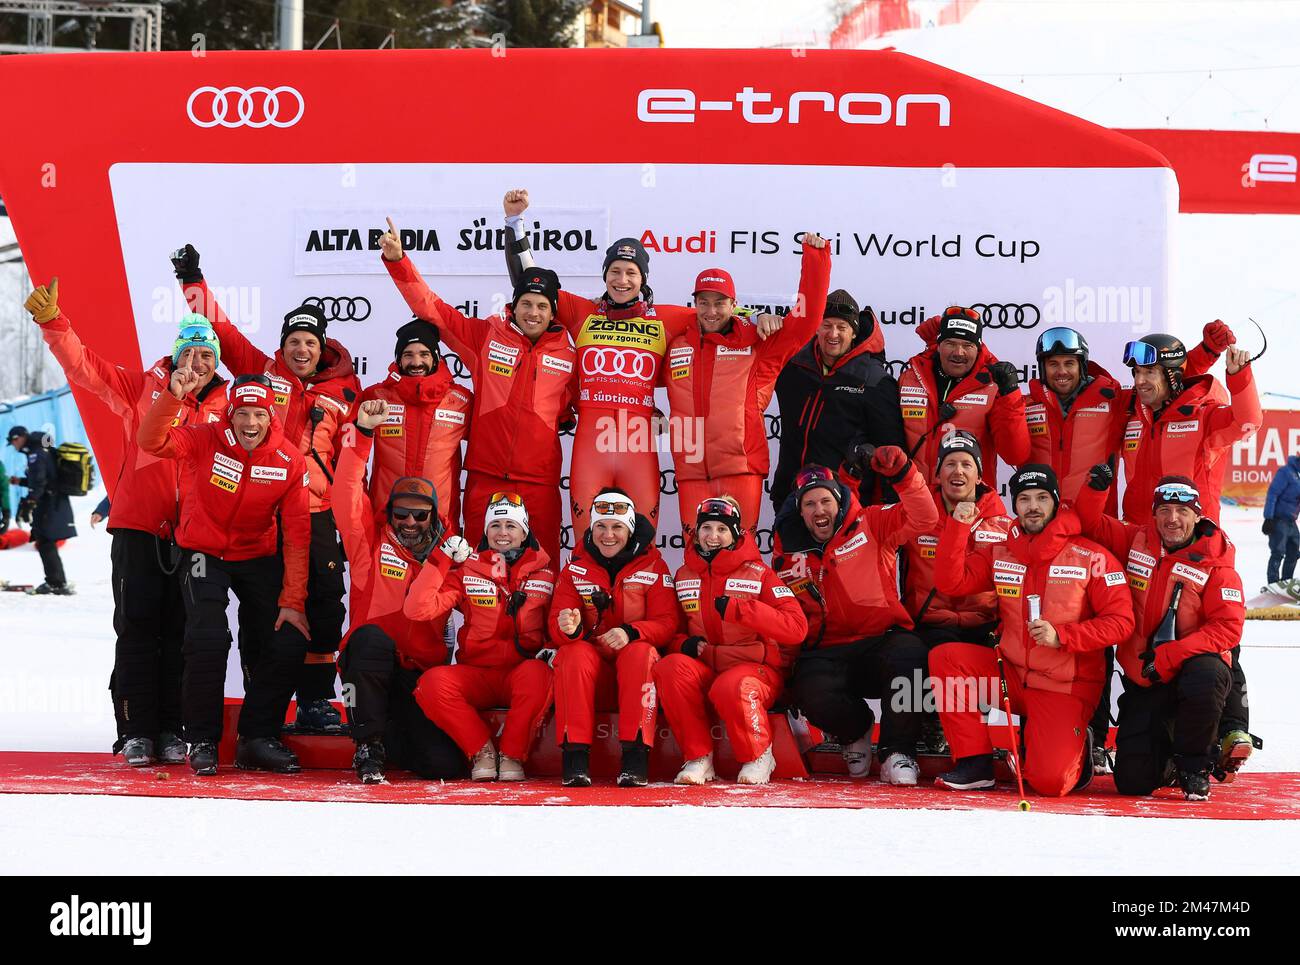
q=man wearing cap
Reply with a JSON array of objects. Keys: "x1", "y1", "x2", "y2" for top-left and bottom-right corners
[
  {"x1": 6, "y1": 423, "x2": 76, "y2": 595},
  {"x1": 502, "y1": 189, "x2": 699, "y2": 536},
  {"x1": 357, "y1": 314, "x2": 473, "y2": 532},
  {"x1": 772, "y1": 447, "x2": 938, "y2": 784},
  {"x1": 663, "y1": 233, "x2": 831, "y2": 535},
  {"x1": 1119, "y1": 331, "x2": 1261, "y2": 524},
  {"x1": 173, "y1": 243, "x2": 362, "y2": 734},
  {"x1": 1077, "y1": 470, "x2": 1255, "y2": 799},
  {"x1": 771, "y1": 288, "x2": 906, "y2": 511},
  {"x1": 932, "y1": 464, "x2": 1133, "y2": 796},
  {"x1": 898, "y1": 305, "x2": 1030, "y2": 489},
  {"x1": 23, "y1": 277, "x2": 229, "y2": 764},
  {"x1": 138, "y1": 370, "x2": 312, "y2": 775},
  {"x1": 407, "y1": 492, "x2": 557, "y2": 782},
  {"x1": 333, "y1": 398, "x2": 474, "y2": 783},
  {"x1": 380, "y1": 217, "x2": 573, "y2": 563}
]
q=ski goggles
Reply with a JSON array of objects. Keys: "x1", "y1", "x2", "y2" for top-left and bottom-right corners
[
  {"x1": 1122, "y1": 340, "x2": 1160, "y2": 367},
  {"x1": 696, "y1": 498, "x2": 741, "y2": 520},
  {"x1": 1036, "y1": 326, "x2": 1086, "y2": 357},
  {"x1": 488, "y1": 491, "x2": 524, "y2": 506},
  {"x1": 943, "y1": 306, "x2": 981, "y2": 324},
  {"x1": 1153, "y1": 482, "x2": 1201, "y2": 508},
  {"x1": 794, "y1": 465, "x2": 836, "y2": 492},
  {"x1": 390, "y1": 507, "x2": 431, "y2": 522},
  {"x1": 592, "y1": 499, "x2": 634, "y2": 516}
]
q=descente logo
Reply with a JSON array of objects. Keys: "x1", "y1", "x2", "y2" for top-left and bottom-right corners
[
  {"x1": 50, "y1": 895, "x2": 151, "y2": 945},
  {"x1": 638, "y1": 88, "x2": 951, "y2": 126}
]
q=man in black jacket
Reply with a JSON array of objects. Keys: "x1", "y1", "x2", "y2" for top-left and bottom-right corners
[
  {"x1": 7, "y1": 425, "x2": 76, "y2": 594},
  {"x1": 770, "y1": 290, "x2": 906, "y2": 511}
]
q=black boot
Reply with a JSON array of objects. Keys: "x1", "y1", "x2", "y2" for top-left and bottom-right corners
[
  {"x1": 188, "y1": 741, "x2": 219, "y2": 776},
  {"x1": 562, "y1": 743, "x2": 591, "y2": 788},
  {"x1": 1177, "y1": 768, "x2": 1211, "y2": 801},
  {"x1": 235, "y1": 736, "x2": 301, "y2": 774},
  {"x1": 353, "y1": 739, "x2": 386, "y2": 784},
  {"x1": 936, "y1": 753, "x2": 996, "y2": 791},
  {"x1": 122, "y1": 737, "x2": 155, "y2": 767},
  {"x1": 617, "y1": 741, "x2": 649, "y2": 788},
  {"x1": 1073, "y1": 727, "x2": 1096, "y2": 793},
  {"x1": 156, "y1": 732, "x2": 187, "y2": 764},
  {"x1": 287, "y1": 698, "x2": 345, "y2": 735}
]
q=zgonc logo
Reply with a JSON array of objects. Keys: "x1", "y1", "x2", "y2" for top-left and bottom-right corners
[{"x1": 638, "y1": 87, "x2": 951, "y2": 126}]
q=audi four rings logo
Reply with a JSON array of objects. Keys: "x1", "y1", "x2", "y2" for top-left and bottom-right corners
[
  {"x1": 443, "y1": 352, "x2": 471, "y2": 380},
  {"x1": 186, "y1": 86, "x2": 305, "y2": 129},
  {"x1": 969, "y1": 302, "x2": 1041, "y2": 329},
  {"x1": 659, "y1": 469, "x2": 677, "y2": 495},
  {"x1": 754, "y1": 528, "x2": 775, "y2": 555},
  {"x1": 304, "y1": 296, "x2": 371, "y2": 322},
  {"x1": 765, "y1": 413, "x2": 781, "y2": 441},
  {"x1": 581, "y1": 348, "x2": 656, "y2": 379}
]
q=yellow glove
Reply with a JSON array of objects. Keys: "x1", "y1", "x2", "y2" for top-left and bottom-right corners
[{"x1": 24, "y1": 276, "x2": 60, "y2": 324}]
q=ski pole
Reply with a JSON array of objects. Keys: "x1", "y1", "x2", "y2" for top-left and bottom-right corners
[{"x1": 992, "y1": 630, "x2": 1031, "y2": 812}]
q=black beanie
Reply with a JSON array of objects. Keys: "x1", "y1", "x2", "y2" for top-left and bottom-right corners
[
  {"x1": 937, "y1": 305, "x2": 983, "y2": 346},
  {"x1": 823, "y1": 289, "x2": 861, "y2": 332},
  {"x1": 394, "y1": 318, "x2": 441, "y2": 365},
  {"x1": 602, "y1": 237, "x2": 650, "y2": 280},
  {"x1": 281, "y1": 303, "x2": 328, "y2": 347},
  {"x1": 512, "y1": 267, "x2": 561, "y2": 316},
  {"x1": 1009, "y1": 463, "x2": 1060, "y2": 511},
  {"x1": 936, "y1": 429, "x2": 983, "y2": 477}
]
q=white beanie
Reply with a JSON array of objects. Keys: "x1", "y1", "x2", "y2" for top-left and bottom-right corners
[
  {"x1": 485, "y1": 493, "x2": 530, "y2": 535},
  {"x1": 591, "y1": 490, "x2": 636, "y2": 534}
]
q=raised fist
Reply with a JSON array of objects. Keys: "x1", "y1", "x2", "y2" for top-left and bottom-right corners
[
  {"x1": 1202, "y1": 319, "x2": 1236, "y2": 355},
  {"x1": 987, "y1": 361, "x2": 1021, "y2": 396},
  {"x1": 503, "y1": 189, "x2": 530, "y2": 217},
  {"x1": 171, "y1": 244, "x2": 202, "y2": 284},
  {"x1": 952, "y1": 500, "x2": 978, "y2": 525},
  {"x1": 24, "y1": 277, "x2": 61, "y2": 324},
  {"x1": 380, "y1": 216, "x2": 403, "y2": 262},
  {"x1": 439, "y1": 535, "x2": 471, "y2": 564},
  {"x1": 802, "y1": 232, "x2": 828, "y2": 249},
  {"x1": 356, "y1": 398, "x2": 389, "y2": 431},
  {"x1": 917, "y1": 314, "x2": 941, "y2": 347},
  {"x1": 557, "y1": 607, "x2": 582, "y2": 637},
  {"x1": 870, "y1": 445, "x2": 910, "y2": 481},
  {"x1": 1088, "y1": 463, "x2": 1114, "y2": 492}
]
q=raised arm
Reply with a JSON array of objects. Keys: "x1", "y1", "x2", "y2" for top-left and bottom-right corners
[
  {"x1": 137, "y1": 367, "x2": 202, "y2": 461},
  {"x1": 173, "y1": 244, "x2": 271, "y2": 377},
  {"x1": 1204, "y1": 350, "x2": 1262, "y2": 449},
  {"x1": 865, "y1": 447, "x2": 941, "y2": 549}
]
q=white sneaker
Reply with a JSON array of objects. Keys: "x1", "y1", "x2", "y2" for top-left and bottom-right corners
[
  {"x1": 737, "y1": 745, "x2": 776, "y2": 785},
  {"x1": 842, "y1": 735, "x2": 873, "y2": 777},
  {"x1": 674, "y1": 754, "x2": 716, "y2": 785},
  {"x1": 470, "y1": 741, "x2": 498, "y2": 781},
  {"x1": 879, "y1": 751, "x2": 920, "y2": 786},
  {"x1": 497, "y1": 755, "x2": 526, "y2": 782}
]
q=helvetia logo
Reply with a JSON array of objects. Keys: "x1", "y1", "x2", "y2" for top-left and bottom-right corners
[
  {"x1": 638, "y1": 87, "x2": 951, "y2": 126},
  {"x1": 50, "y1": 895, "x2": 151, "y2": 945}
]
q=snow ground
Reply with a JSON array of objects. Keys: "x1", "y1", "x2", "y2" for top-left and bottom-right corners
[{"x1": 0, "y1": 494, "x2": 1295, "y2": 875}]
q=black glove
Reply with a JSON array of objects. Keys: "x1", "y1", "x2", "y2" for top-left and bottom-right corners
[
  {"x1": 170, "y1": 244, "x2": 203, "y2": 284},
  {"x1": 0, "y1": 508, "x2": 8, "y2": 536},
  {"x1": 1088, "y1": 463, "x2": 1115, "y2": 492},
  {"x1": 16, "y1": 498, "x2": 35, "y2": 525},
  {"x1": 841, "y1": 444, "x2": 875, "y2": 481},
  {"x1": 1263, "y1": 518, "x2": 1276, "y2": 535},
  {"x1": 987, "y1": 361, "x2": 1020, "y2": 396},
  {"x1": 589, "y1": 589, "x2": 611, "y2": 613},
  {"x1": 714, "y1": 596, "x2": 730, "y2": 620},
  {"x1": 506, "y1": 589, "x2": 528, "y2": 617},
  {"x1": 534, "y1": 648, "x2": 557, "y2": 668},
  {"x1": 1141, "y1": 655, "x2": 1161, "y2": 684},
  {"x1": 680, "y1": 636, "x2": 706, "y2": 659}
]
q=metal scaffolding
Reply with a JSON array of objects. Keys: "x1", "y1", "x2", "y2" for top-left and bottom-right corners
[{"x1": 0, "y1": 1, "x2": 163, "y2": 53}]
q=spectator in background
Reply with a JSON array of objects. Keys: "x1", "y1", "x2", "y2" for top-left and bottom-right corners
[
  {"x1": 7, "y1": 425, "x2": 76, "y2": 595},
  {"x1": 1262, "y1": 453, "x2": 1300, "y2": 591}
]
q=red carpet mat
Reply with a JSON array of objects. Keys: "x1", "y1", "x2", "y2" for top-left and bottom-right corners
[{"x1": 0, "y1": 752, "x2": 1295, "y2": 820}]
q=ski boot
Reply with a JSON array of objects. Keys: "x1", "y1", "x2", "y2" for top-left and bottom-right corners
[
  {"x1": 617, "y1": 742, "x2": 650, "y2": 788},
  {"x1": 920, "y1": 714, "x2": 949, "y2": 756},
  {"x1": 29, "y1": 582, "x2": 75, "y2": 596},
  {"x1": 353, "y1": 740, "x2": 386, "y2": 784},
  {"x1": 235, "y1": 737, "x2": 301, "y2": 773},
  {"x1": 561, "y1": 743, "x2": 591, "y2": 788},
  {"x1": 1213, "y1": 730, "x2": 1261, "y2": 783},
  {"x1": 841, "y1": 735, "x2": 873, "y2": 777},
  {"x1": 121, "y1": 737, "x2": 155, "y2": 767},
  {"x1": 188, "y1": 741, "x2": 219, "y2": 776},
  {"x1": 156, "y1": 732, "x2": 187, "y2": 764},
  {"x1": 286, "y1": 697, "x2": 345, "y2": 735},
  {"x1": 1177, "y1": 768, "x2": 1211, "y2": 801},
  {"x1": 879, "y1": 751, "x2": 920, "y2": 786}
]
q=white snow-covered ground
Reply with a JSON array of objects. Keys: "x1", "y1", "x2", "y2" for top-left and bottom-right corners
[{"x1": 0, "y1": 494, "x2": 1295, "y2": 875}]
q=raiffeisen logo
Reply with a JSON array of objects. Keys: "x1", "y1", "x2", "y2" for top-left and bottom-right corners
[{"x1": 637, "y1": 87, "x2": 951, "y2": 126}]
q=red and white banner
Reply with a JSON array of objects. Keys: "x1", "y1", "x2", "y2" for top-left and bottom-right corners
[
  {"x1": 1225, "y1": 409, "x2": 1300, "y2": 508},
  {"x1": 1118, "y1": 129, "x2": 1300, "y2": 215},
  {"x1": 0, "y1": 48, "x2": 1175, "y2": 551}
]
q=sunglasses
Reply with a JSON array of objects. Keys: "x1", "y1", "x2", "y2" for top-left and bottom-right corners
[
  {"x1": 1153, "y1": 483, "x2": 1200, "y2": 504},
  {"x1": 489, "y1": 491, "x2": 524, "y2": 506},
  {"x1": 593, "y1": 500, "x2": 632, "y2": 516},
  {"x1": 794, "y1": 465, "x2": 835, "y2": 490},
  {"x1": 391, "y1": 507, "x2": 431, "y2": 522},
  {"x1": 697, "y1": 498, "x2": 740, "y2": 519},
  {"x1": 1036, "y1": 327, "x2": 1086, "y2": 356}
]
